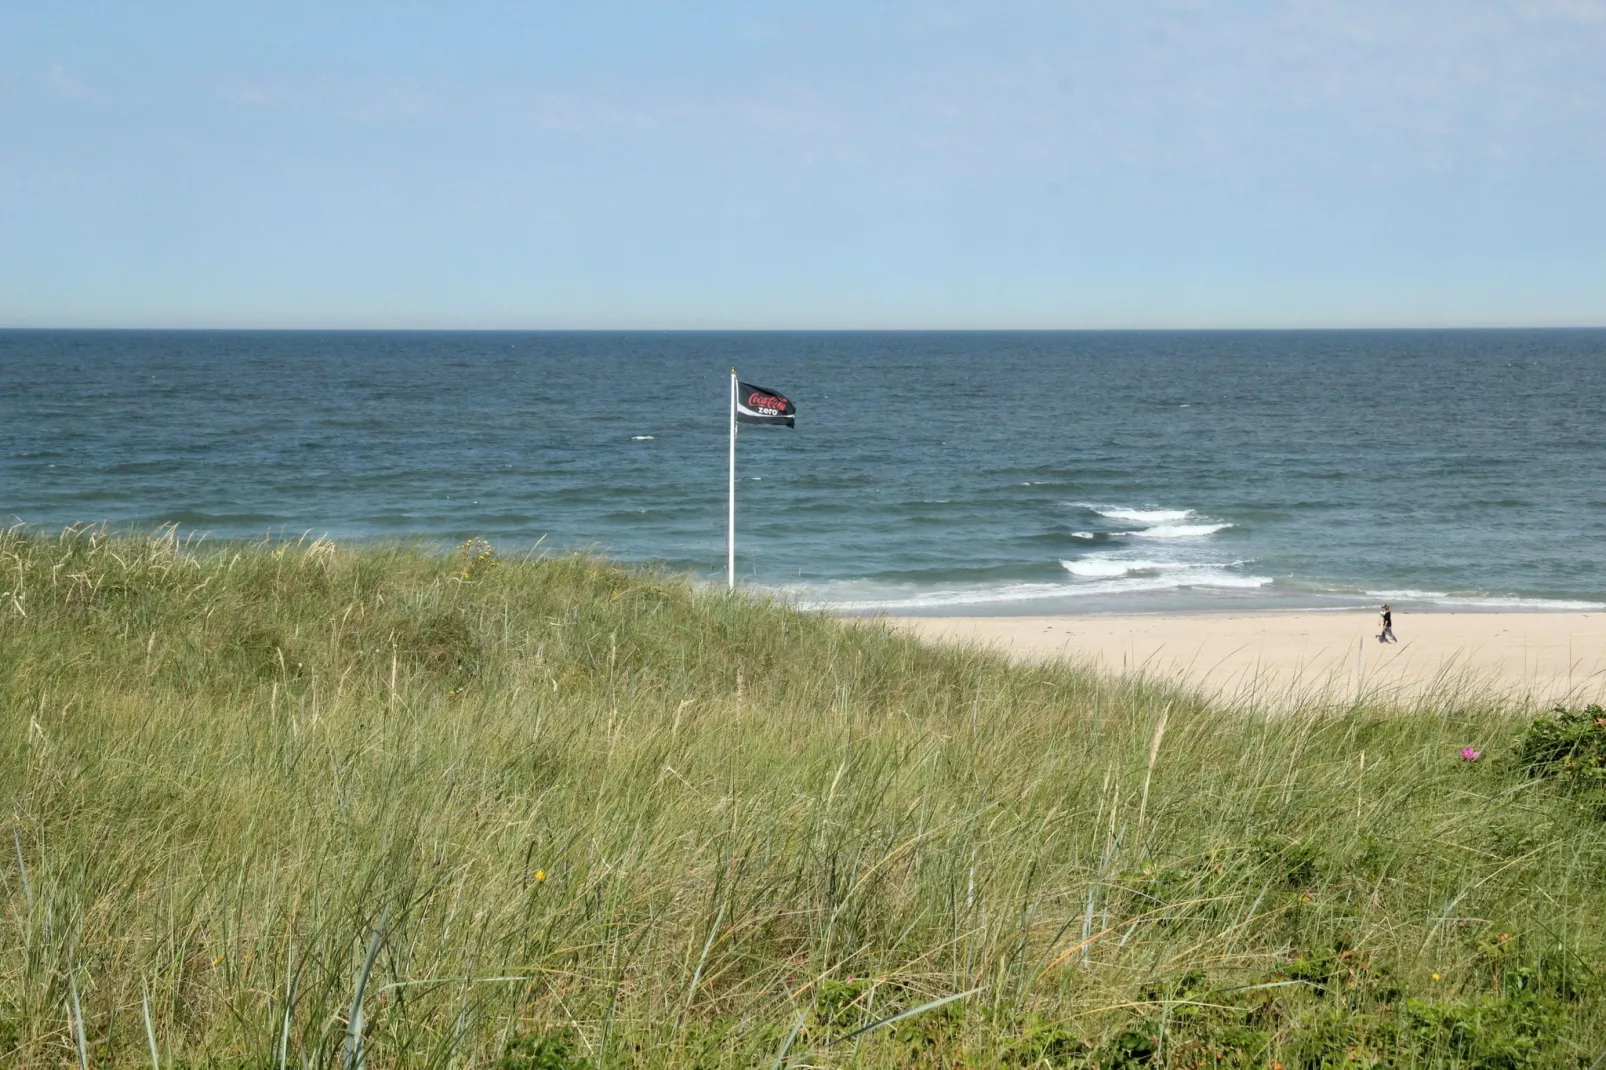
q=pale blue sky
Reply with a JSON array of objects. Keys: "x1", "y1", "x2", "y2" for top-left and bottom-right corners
[{"x1": 3, "y1": 1, "x2": 1603, "y2": 328}]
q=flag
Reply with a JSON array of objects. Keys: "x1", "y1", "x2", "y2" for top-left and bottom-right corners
[{"x1": 736, "y1": 382, "x2": 796, "y2": 427}]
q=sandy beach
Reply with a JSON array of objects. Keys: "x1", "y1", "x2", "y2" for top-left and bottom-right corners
[{"x1": 882, "y1": 611, "x2": 1606, "y2": 709}]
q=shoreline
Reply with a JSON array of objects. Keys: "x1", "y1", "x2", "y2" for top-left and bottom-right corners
[
  {"x1": 864, "y1": 601, "x2": 1606, "y2": 619},
  {"x1": 871, "y1": 610, "x2": 1606, "y2": 709},
  {"x1": 811, "y1": 584, "x2": 1606, "y2": 619}
]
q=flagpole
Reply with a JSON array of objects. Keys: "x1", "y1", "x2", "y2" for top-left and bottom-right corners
[{"x1": 728, "y1": 368, "x2": 737, "y2": 589}]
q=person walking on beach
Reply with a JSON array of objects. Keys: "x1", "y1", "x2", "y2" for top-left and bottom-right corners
[{"x1": 1379, "y1": 603, "x2": 1397, "y2": 644}]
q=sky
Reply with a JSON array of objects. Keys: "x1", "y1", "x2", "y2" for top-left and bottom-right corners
[{"x1": 2, "y1": 1, "x2": 1603, "y2": 329}]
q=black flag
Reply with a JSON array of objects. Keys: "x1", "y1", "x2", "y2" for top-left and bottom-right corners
[{"x1": 736, "y1": 382, "x2": 796, "y2": 427}]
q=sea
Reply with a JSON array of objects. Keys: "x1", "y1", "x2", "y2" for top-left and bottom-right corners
[{"x1": 4, "y1": 329, "x2": 1605, "y2": 615}]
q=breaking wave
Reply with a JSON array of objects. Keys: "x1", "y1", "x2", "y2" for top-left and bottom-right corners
[
  {"x1": 1136, "y1": 522, "x2": 1233, "y2": 539},
  {"x1": 1061, "y1": 556, "x2": 1269, "y2": 589},
  {"x1": 1062, "y1": 557, "x2": 1174, "y2": 578},
  {"x1": 1361, "y1": 588, "x2": 1606, "y2": 611},
  {"x1": 1070, "y1": 504, "x2": 1232, "y2": 540},
  {"x1": 1085, "y1": 506, "x2": 1194, "y2": 523}
]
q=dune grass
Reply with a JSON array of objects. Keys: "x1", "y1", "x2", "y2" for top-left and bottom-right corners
[{"x1": 1, "y1": 527, "x2": 1603, "y2": 1067}]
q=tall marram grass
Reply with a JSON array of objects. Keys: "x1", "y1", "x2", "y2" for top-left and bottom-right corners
[{"x1": 1, "y1": 527, "x2": 1603, "y2": 1067}]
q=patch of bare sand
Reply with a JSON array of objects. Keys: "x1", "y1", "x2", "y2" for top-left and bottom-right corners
[{"x1": 877, "y1": 611, "x2": 1606, "y2": 709}]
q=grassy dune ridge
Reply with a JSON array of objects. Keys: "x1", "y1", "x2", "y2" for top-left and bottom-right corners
[{"x1": 1, "y1": 528, "x2": 1602, "y2": 1067}]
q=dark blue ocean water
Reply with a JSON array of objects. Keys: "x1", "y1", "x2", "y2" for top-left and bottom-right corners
[{"x1": 4, "y1": 329, "x2": 1605, "y2": 614}]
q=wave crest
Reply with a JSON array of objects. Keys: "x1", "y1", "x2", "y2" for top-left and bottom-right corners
[
  {"x1": 1136, "y1": 522, "x2": 1232, "y2": 539},
  {"x1": 1090, "y1": 506, "x2": 1194, "y2": 523}
]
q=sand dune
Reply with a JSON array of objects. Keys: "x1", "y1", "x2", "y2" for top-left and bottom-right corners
[{"x1": 881, "y1": 611, "x2": 1606, "y2": 709}]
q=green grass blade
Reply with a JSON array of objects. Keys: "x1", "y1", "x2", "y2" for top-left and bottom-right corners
[
  {"x1": 69, "y1": 972, "x2": 88, "y2": 1070},
  {"x1": 768, "y1": 1007, "x2": 808, "y2": 1070},
  {"x1": 141, "y1": 986, "x2": 160, "y2": 1070},
  {"x1": 344, "y1": 911, "x2": 388, "y2": 1070},
  {"x1": 825, "y1": 986, "x2": 985, "y2": 1047}
]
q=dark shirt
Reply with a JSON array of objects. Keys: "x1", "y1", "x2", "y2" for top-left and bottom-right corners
[{"x1": 1382, "y1": 610, "x2": 1392, "y2": 627}]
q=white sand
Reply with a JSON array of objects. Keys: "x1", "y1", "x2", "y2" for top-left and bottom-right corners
[{"x1": 880, "y1": 611, "x2": 1606, "y2": 709}]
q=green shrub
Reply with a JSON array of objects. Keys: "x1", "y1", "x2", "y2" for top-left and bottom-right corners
[
  {"x1": 1400, "y1": 992, "x2": 1569, "y2": 1069},
  {"x1": 1515, "y1": 705, "x2": 1606, "y2": 784},
  {"x1": 1099, "y1": 1025, "x2": 1159, "y2": 1068},
  {"x1": 1514, "y1": 705, "x2": 1606, "y2": 817},
  {"x1": 496, "y1": 1029, "x2": 588, "y2": 1070}
]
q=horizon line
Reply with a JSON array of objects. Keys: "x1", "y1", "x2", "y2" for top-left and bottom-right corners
[{"x1": 4, "y1": 322, "x2": 1605, "y2": 333}]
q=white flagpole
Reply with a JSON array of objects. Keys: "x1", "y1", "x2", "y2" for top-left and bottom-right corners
[{"x1": 728, "y1": 368, "x2": 737, "y2": 589}]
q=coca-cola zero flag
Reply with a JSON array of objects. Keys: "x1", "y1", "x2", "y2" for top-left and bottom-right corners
[{"x1": 736, "y1": 382, "x2": 796, "y2": 427}]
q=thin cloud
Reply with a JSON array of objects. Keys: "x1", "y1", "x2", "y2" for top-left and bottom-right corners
[
  {"x1": 219, "y1": 79, "x2": 293, "y2": 107},
  {"x1": 45, "y1": 64, "x2": 93, "y2": 100},
  {"x1": 1515, "y1": 0, "x2": 1606, "y2": 22},
  {"x1": 214, "y1": 71, "x2": 849, "y2": 144}
]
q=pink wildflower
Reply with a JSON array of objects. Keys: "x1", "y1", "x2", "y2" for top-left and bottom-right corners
[{"x1": 1461, "y1": 747, "x2": 1482, "y2": 762}]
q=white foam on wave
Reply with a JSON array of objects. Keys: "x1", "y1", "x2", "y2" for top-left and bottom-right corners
[
  {"x1": 796, "y1": 572, "x2": 1599, "y2": 616},
  {"x1": 1089, "y1": 506, "x2": 1194, "y2": 523},
  {"x1": 1063, "y1": 557, "x2": 1174, "y2": 578},
  {"x1": 1184, "y1": 570, "x2": 1271, "y2": 590},
  {"x1": 794, "y1": 582, "x2": 1085, "y2": 612},
  {"x1": 800, "y1": 564, "x2": 1271, "y2": 612},
  {"x1": 1072, "y1": 504, "x2": 1231, "y2": 537},
  {"x1": 1363, "y1": 588, "x2": 1606, "y2": 611},
  {"x1": 809, "y1": 576, "x2": 1272, "y2": 612},
  {"x1": 1062, "y1": 556, "x2": 1268, "y2": 587},
  {"x1": 1135, "y1": 522, "x2": 1232, "y2": 539},
  {"x1": 631, "y1": 435, "x2": 655, "y2": 440}
]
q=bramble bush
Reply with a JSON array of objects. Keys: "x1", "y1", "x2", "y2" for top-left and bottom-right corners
[{"x1": 1514, "y1": 704, "x2": 1606, "y2": 810}]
